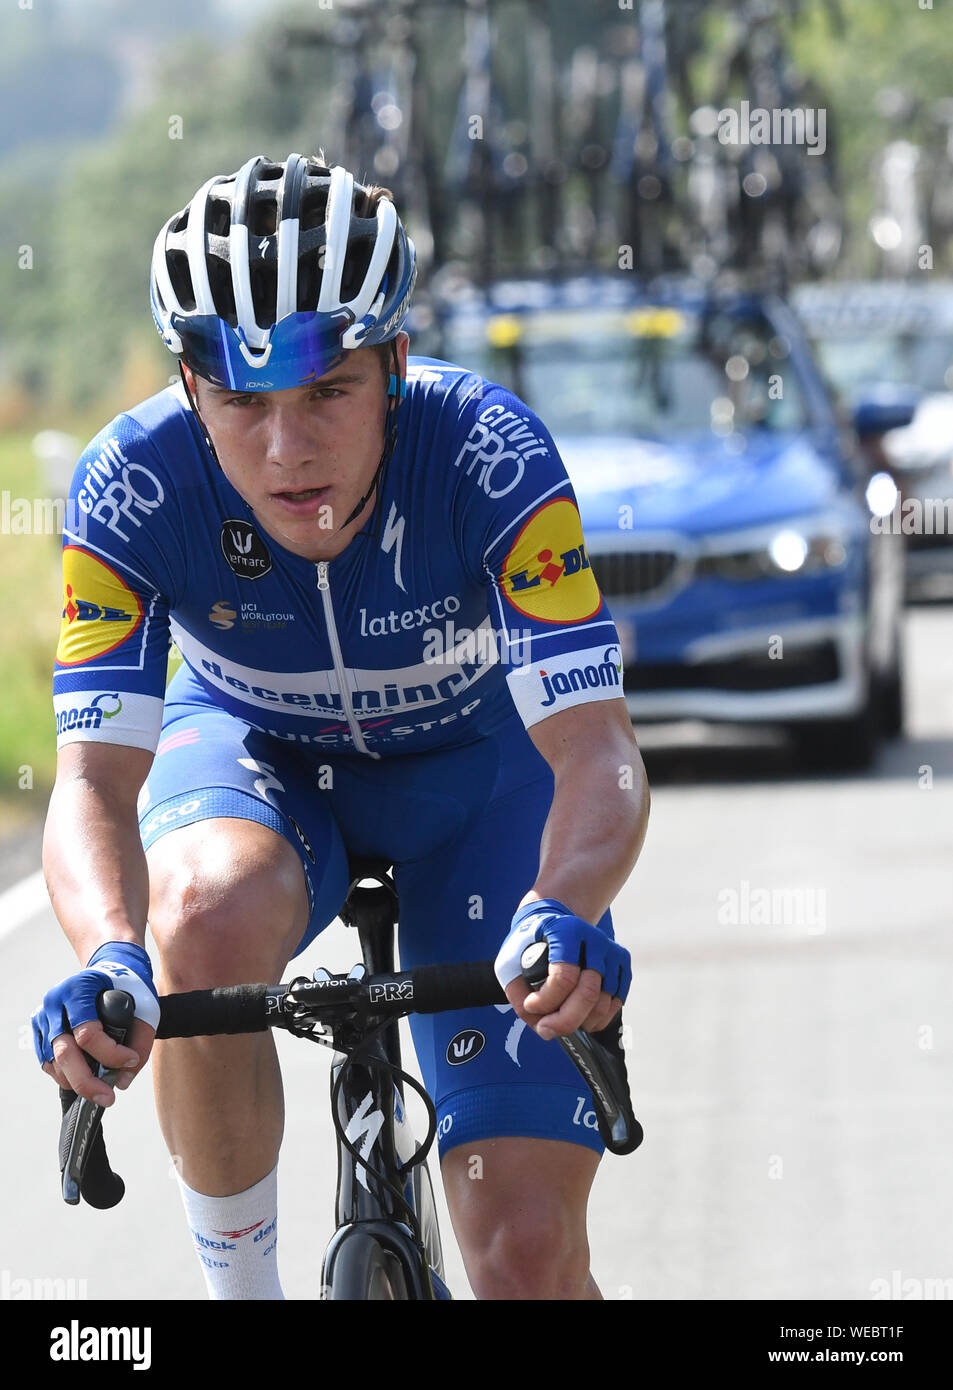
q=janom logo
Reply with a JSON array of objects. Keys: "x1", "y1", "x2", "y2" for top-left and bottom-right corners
[
  {"x1": 539, "y1": 646, "x2": 622, "y2": 708},
  {"x1": 56, "y1": 548, "x2": 143, "y2": 666},
  {"x1": 56, "y1": 692, "x2": 123, "y2": 735},
  {"x1": 502, "y1": 498, "x2": 602, "y2": 624}
]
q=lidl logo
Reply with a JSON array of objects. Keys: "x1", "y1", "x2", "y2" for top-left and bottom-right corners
[
  {"x1": 56, "y1": 547, "x2": 143, "y2": 666},
  {"x1": 501, "y1": 498, "x2": 602, "y2": 624}
]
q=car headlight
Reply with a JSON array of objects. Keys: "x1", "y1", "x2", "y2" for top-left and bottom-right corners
[{"x1": 696, "y1": 522, "x2": 849, "y2": 580}]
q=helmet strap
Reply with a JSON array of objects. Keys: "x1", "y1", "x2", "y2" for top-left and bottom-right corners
[
  {"x1": 178, "y1": 361, "x2": 222, "y2": 469},
  {"x1": 337, "y1": 339, "x2": 404, "y2": 535},
  {"x1": 177, "y1": 343, "x2": 404, "y2": 539}
]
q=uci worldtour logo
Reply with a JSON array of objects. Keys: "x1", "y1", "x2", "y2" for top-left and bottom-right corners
[
  {"x1": 539, "y1": 646, "x2": 622, "y2": 709},
  {"x1": 220, "y1": 520, "x2": 272, "y2": 579}
]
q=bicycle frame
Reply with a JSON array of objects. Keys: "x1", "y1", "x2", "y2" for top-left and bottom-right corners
[{"x1": 320, "y1": 863, "x2": 449, "y2": 1300}]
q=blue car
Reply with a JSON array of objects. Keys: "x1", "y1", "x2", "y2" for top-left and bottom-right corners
[
  {"x1": 792, "y1": 280, "x2": 953, "y2": 600},
  {"x1": 416, "y1": 273, "x2": 905, "y2": 768}
]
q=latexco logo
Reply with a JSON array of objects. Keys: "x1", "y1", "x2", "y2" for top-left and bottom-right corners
[{"x1": 446, "y1": 1028, "x2": 486, "y2": 1065}]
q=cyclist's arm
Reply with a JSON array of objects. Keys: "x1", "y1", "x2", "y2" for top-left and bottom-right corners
[
  {"x1": 523, "y1": 696, "x2": 649, "y2": 926},
  {"x1": 41, "y1": 741, "x2": 155, "y2": 1100},
  {"x1": 504, "y1": 698, "x2": 649, "y2": 1038},
  {"x1": 44, "y1": 741, "x2": 153, "y2": 962}
]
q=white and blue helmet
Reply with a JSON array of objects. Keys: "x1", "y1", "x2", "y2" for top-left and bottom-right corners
[{"x1": 150, "y1": 154, "x2": 417, "y2": 391}]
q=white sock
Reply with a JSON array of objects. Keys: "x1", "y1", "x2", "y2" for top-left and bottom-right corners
[{"x1": 176, "y1": 1164, "x2": 285, "y2": 1301}]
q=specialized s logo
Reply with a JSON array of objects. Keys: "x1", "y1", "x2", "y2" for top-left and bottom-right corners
[
  {"x1": 56, "y1": 548, "x2": 143, "y2": 666},
  {"x1": 501, "y1": 499, "x2": 602, "y2": 624}
]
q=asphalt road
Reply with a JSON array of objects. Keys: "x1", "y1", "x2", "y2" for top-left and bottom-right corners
[{"x1": 2, "y1": 604, "x2": 951, "y2": 1304}]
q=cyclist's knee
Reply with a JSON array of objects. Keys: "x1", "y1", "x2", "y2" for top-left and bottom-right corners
[
  {"x1": 443, "y1": 1137, "x2": 599, "y2": 1299},
  {"x1": 147, "y1": 819, "x2": 309, "y2": 987},
  {"x1": 461, "y1": 1199, "x2": 592, "y2": 1300}
]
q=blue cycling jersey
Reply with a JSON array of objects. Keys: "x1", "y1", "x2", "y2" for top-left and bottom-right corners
[{"x1": 53, "y1": 357, "x2": 624, "y2": 756}]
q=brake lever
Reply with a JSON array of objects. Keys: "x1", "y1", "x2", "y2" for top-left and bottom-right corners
[
  {"x1": 59, "y1": 989, "x2": 135, "y2": 1207},
  {"x1": 520, "y1": 940, "x2": 643, "y2": 1155}
]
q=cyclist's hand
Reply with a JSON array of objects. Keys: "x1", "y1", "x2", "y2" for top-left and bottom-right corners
[
  {"x1": 32, "y1": 942, "x2": 160, "y2": 1106},
  {"x1": 494, "y1": 899, "x2": 631, "y2": 1040}
]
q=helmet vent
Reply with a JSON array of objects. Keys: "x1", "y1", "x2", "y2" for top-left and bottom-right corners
[
  {"x1": 250, "y1": 262, "x2": 278, "y2": 331},
  {"x1": 206, "y1": 197, "x2": 231, "y2": 238},
  {"x1": 250, "y1": 196, "x2": 278, "y2": 238},
  {"x1": 300, "y1": 188, "x2": 328, "y2": 231},
  {"x1": 205, "y1": 256, "x2": 237, "y2": 326},
  {"x1": 168, "y1": 249, "x2": 197, "y2": 314}
]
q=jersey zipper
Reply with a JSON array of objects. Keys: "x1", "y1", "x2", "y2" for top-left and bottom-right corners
[{"x1": 316, "y1": 560, "x2": 378, "y2": 759}]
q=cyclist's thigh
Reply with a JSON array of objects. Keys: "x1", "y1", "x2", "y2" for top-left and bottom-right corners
[
  {"x1": 139, "y1": 703, "x2": 350, "y2": 962},
  {"x1": 391, "y1": 722, "x2": 615, "y2": 1162}
]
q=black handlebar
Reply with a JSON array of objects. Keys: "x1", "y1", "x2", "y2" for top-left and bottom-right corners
[
  {"x1": 58, "y1": 989, "x2": 134, "y2": 1208},
  {"x1": 519, "y1": 941, "x2": 643, "y2": 1155},
  {"x1": 58, "y1": 952, "x2": 642, "y2": 1205}
]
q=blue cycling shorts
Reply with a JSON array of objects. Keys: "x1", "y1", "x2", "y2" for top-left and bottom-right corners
[{"x1": 138, "y1": 665, "x2": 616, "y2": 1159}]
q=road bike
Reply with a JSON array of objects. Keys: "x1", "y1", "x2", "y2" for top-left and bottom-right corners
[{"x1": 55, "y1": 857, "x2": 642, "y2": 1300}]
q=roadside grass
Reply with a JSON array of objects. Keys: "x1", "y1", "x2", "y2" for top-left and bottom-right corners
[
  {"x1": 0, "y1": 430, "x2": 62, "y2": 826},
  {"x1": 0, "y1": 424, "x2": 184, "y2": 834}
]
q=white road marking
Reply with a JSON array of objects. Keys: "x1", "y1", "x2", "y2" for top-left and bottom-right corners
[{"x1": 0, "y1": 869, "x2": 48, "y2": 939}]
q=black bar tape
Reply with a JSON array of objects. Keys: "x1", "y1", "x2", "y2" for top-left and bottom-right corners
[
  {"x1": 156, "y1": 985, "x2": 270, "y2": 1038},
  {"x1": 410, "y1": 961, "x2": 505, "y2": 1014}
]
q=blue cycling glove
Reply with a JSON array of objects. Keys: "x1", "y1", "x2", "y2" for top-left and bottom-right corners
[
  {"x1": 32, "y1": 942, "x2": 160, "y2": 1066},
  {"x1": 494, "y1": 899, "x2": 632, "y2": 1003}
]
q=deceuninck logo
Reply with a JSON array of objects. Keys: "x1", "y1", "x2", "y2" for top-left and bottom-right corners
[
  {"x1": 502, "y1": 498, "x2": 602, "y2": 624},
  {"x1": 56, "y1": 547, "x2": 143, "y2": 666}
]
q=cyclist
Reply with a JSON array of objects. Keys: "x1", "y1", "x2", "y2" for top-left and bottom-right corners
[{"x1": 33, "y1": 154, "x2": 650, "y2": 1301}]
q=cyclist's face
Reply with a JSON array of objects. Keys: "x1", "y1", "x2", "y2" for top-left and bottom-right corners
[{"x1": 185, "y1": 335, "x2": 407, "y2": 561}]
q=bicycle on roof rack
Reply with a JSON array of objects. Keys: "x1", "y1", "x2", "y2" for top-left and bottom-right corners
[{"x1": 55, "y1": 857, "x2": 643, "y2": 1300}]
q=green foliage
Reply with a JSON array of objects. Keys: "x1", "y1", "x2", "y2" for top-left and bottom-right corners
[{"x1": 5, "y1": 0, "x2": 953, "y2": 418}]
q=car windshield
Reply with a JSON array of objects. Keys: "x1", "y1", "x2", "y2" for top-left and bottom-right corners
[
  {"x1": 441, "y1": 305, "x2": 809, "y2": 438},
  {"x1": 811, "y1": 332, "x2": 953, "y2": 397}
]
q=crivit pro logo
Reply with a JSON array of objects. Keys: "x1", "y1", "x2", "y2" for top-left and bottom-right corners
[
  {"x1": 539, "y1": 646, "x2": 623, "y2": 708},
  {"x1": 502, "y1": 498, "x2": 602, "y2": 624},
  {"x1": 56, "y1": 548, "x2": 143, "y2": 666}
]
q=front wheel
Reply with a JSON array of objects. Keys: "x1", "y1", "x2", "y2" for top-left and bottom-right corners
[
  {"x1": 323, "y1": 1230, "x2": 411, "y2": 1300},
  {"x1": 322, "y1": 1223, "x2": 434, "y2": 1300}
]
